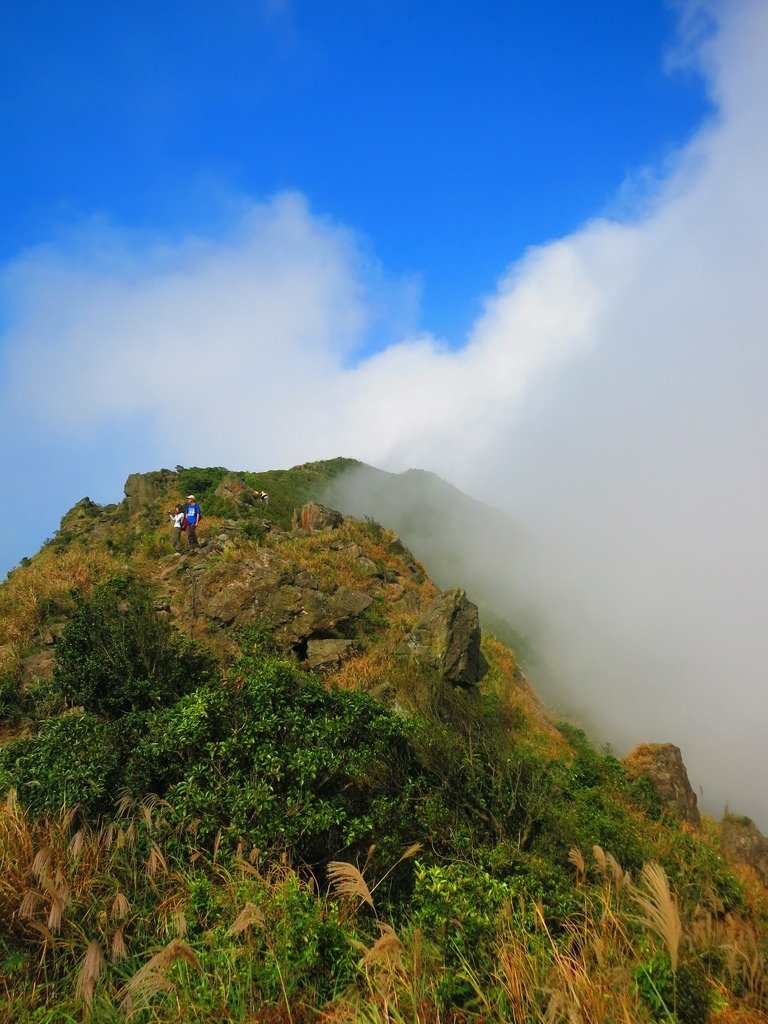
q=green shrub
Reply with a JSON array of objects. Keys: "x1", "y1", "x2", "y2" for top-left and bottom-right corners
[
  {"x1": 0, "y1": 713, "x2": 119, "y2": 816},
  {"x1": 25, "y1": 676, "x2": 67, "y2": 720},
  {"x1": 54, "y1": 575, "x2": 215, "y2": 717},
  {"x1": 159, "y1": 658, "x2": 420, "y2": 861},
  {"x1": 675, "y1": 956, "x2": 713, "y2": 1024},
  {"x1": 3, "y1": 630, "x2": 422, "y2": 852},
  {"x1": 410, "y1": 716, "x2": 563, "y2": 856},
  {"x1": 412, "y1": 860, "x2": 517, "y2": 1002},
  {"x1": 635, "y1": 949, "x2": 712, "y2": 1024},
  {"x1": 118, "y1": 687, "x2": 229, "y2": 796},
  {"x1": 635, "y1": 949, "x2": 676, "y2": 1021},
  {"x1": 0, "y1": 675, "x2": 33, "y2": 727}
]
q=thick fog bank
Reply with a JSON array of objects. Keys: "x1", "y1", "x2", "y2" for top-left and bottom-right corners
[
  {"x1": 1, "y1": 1, "x2": 766, "y2": 827},
  {"x1": 329, "y1": 460, "x2": 768, "y2": 832}
]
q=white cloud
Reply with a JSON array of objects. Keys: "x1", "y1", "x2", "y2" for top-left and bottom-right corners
[{"x1": 2, "y1": 2, "x2": 767, "y2": 822}]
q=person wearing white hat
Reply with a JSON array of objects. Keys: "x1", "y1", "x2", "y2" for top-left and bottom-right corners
[{"x1": 184, "y1": 494, "x2": 202, "y2": 550}]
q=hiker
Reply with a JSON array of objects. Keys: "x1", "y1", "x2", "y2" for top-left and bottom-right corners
[
  {"x1": 185, "y1": 494, "x2": 203, "y2": 550},
  {"x1": 256, "y1": 490, "x2": 269, "y2": 506},
  {"x1": 169, "y1": 503, "x2": 186, "y2": 553}
]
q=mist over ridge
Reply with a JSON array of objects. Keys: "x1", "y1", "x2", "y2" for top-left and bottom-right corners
[
  {"x1": 0, "y1": 1, "x2": 767, "y2": 826},
  {"x1": 327, "y1": 459, "x2": 768, "y2": 830}
]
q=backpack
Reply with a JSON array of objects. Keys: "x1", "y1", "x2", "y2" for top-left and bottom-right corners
[{"x1": 181, "y1": 515, "x2": 188, "y2": 532}]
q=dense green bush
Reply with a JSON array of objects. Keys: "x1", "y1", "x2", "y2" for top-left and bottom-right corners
[
  {"x1": 0, "y1": 675, "x2": 32, "y2": 727},
  {"x1": 2, "y1": 621, "x2": 423, "y2": 862},
  {"x1": 156, "y1": 656, "x2": 421, "y2": 861},
  {"x1": 0, "y1": 713, "x2": 119, "y2": 816},
  {"x1": 635, "y1": 949, "x2": 712, "y2": 1024},
  {"x1": 54, "y1": 575, "x2": 215, "y2": 717}
]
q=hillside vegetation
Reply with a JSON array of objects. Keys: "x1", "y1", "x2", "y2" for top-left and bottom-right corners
[{"x1": 0, "y1": 462, "x2": 766, "y2": 1024}]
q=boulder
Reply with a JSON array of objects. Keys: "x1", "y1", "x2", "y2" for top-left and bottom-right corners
[
  {"x1": 292, "y1": 503, "x2": 345, "y2": 532},
  {"x1": 124, "y1": 470, "x2": 178, "y2": 510},
  {"x1": 623, "y1": 743, "x2": 701, "y2": 827},
  {"x1": 719, "y1": 816, "x2": 768, "y2": 886},
  {"x1": 396, "y1": 588, "x2": 488, "y2": 687},
  {"x1": 193, "y1": 549, "x2": 372, "y2": 648},
  {"x1": 305, "y1": 639, "x2": 355, "y2": 671},
  {"x1": 21, "y1": 649, "x2": 55, "y2": 686},
  {"x1": 215, "y1": 473, "x2": 258, "y2": 505},
  {"x1": 388, "y1": 538, "x2": 425, "y2": 583}
]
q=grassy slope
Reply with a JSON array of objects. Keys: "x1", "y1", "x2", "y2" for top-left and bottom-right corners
[{"x1": 0, "y1": 461, "x2": 766, "y2": 1023}]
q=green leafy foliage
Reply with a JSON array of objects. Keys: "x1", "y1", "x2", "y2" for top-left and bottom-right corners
[
  {"x1": 54, "y1": 575, "x2": 216, "y2": 717},
  {"x1": 238, "y1": 457, "x2": 361, "y2": 529},
  {"x1": 634, "y1": 949, "x2": 712, "y2": 1024},
  {"x1": 2, "y1": 610, "x2": 422, "y2": 862},
  {"x1": 156, "y1": 656, "x2": 420, "y2": 861},
  {"x1": 0, "y1": 675, "x2": 32, "y2": 727},
  {"x1": 0, "y1": 713, "x2": 119, "y2": 815}
]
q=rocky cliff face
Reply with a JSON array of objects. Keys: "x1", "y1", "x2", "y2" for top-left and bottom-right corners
[
  {"x1": 195, "y1": 547, "x2": 373, "y2": 649},
  {"x1": 124, "y1": 470, "x2": 179, "y2": 510},
  {"x1": 150, "y1": 501, "x2": 498, "y2": 709},
  {"x1": 623, "y1": 743, "x2": 701, "y2": 828},
  {"x1": 397, "y1": 588, "x2": 489, "y2": 688},
  {"x1": 720, "y1": 816, "x2": 768, "y2": 886}
]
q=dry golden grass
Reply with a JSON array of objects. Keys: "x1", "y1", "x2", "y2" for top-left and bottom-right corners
[
  {"x1": 274, "y1": 519, "x2": 433, "y2": 600},
  {"x1": 481, "y1": 634, "x2": 570, "y2": 758},
  {"x1": 0, "y1": 547, "x2": 120, "y2": 674},
  {"x1": 75, "y1": 939, "x2": 105, "y2": 1018},
  {"x1": 630, "y1": 861, "x2": 683, "y2": 971},
  {"x1": 327, "y1": 860, "x2": 375, "y2": 910},
  {"x1": 326, "y1": 597, "x2": 421, "y2": 694},
  {"x1": 275, "y1": 534, "x2": 380, "y2": 592},
  {"x1": 0, "y1": 789, "x2": 190, "y2": 965},
  {"x1": 227, "y1": 900, "x2": 266, "y2": 937},
  {"x1": 330, "y1": 645, "x2": 393, "y2": 693},
  {"x1": 117, "y1": 938, "x2": 201, "y2": 1016},
  {"x1": 111, "y1": 924, "x2": 129, "y2": 964}
]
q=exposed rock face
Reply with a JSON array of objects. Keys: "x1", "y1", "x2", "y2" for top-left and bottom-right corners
[
  {"x1": 397, "y1": 588, "x2": 488, "y2": 687},
  {"x1": 215, "y1": 473, "x2": 258, "y2": 505},
  {"x1": 192, "y1": 548, "x2": 372, "y2": 649},
  {"x1": 387, "y1": 538, "x2": 425, "y2": 583},
  {"x1": 292, "y1": 503, "x2": 344, "y2": 532},
  {"x1": 20, "y1": 649, "x2": 55, "y2": 686},
  {"x1": 623, "y1": 743, "x2": 701, "y2": 828},
  {"x1": 720, "y1": 817, "x2": 768, "y2": 886},
  {"x1": 124, "y1": 470, "x2": 178, "y2": 510},
  {"x1": 59, "y1": 497, "x2": 99, "y2": 533},
  {"x1": 305, "y1": 639, "x2": 355, "y2": 671}
]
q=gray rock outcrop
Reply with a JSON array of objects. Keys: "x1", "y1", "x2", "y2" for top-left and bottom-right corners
[
  {"x1": 396, "y1": 587, "x2": 488, "y2": 688},
  {"x1": 292, "y1": 503, "x2": 345, "y2": 532},
  {"x1": 215, "y1": 473, "x2": 258, "y2": 505},
  {"x1": 124, "y1": 470, "x2": 178, "y2": 510},
  {"x1": 21, "y1": 649, "x2": 55, "y2": 686},
  {"x1": 387, "y1": 538, "x2": 425, "y2": 583},
  {"x1": 720, "y1": 816, "x2": 768, "y2": 886},
  {"x1": 623, "y1": 743, "x2": 701, "y2": 828},
  {"x1": 192, "y1": 548, "x2": 372, "y2": 650},
  {"x1": 305, "y1": 639, "x2": 355, "y2": 671}
]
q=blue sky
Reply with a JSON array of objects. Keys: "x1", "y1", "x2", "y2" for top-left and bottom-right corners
[
  {"x1": 2, "y1": 1, "x2": 768, "y2": 823},
  {"x1": 2, "y1": 1, "x2": 707, "y2": 343}
]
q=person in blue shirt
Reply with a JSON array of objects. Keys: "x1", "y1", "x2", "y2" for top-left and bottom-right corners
[{"x1": 185, "y1": 495, "x2": 202, "y2": 550}]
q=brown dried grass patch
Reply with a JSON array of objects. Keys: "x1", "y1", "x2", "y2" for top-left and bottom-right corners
[
  {"x1": 117, "y1": 938, "x2": 201, "y2": 1016},
  {"x1": 0, "y1": 547, "x2": 120, "y2": 664},
  {"x1": 330, "y1": 646, "x2": 391, "y2": 692},
  {"x1": 481, "y1": 634, "x2": 569, "y2": 757}
]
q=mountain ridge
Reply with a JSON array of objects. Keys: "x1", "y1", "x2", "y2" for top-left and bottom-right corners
[{"x1": 0, "y1": 459, "x2": 766, "y2": 1022}]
